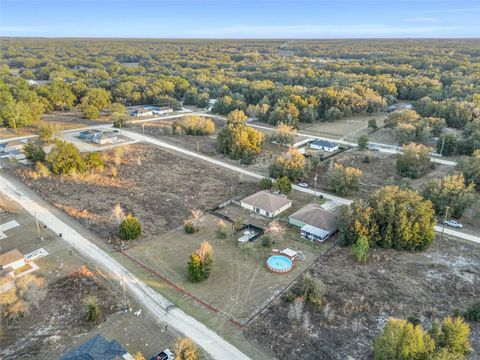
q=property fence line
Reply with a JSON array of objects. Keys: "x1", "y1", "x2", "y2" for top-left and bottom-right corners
[
  {"x1": 241, "y1": 239, "x2": 339, "y2": 327},
  {"x1": 120, "y1": 250, "x2": 243, "y2": 329}
]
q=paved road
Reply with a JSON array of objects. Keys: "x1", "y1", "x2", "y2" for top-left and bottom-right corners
[
  {"x1": 118, "y1": 128, "x2": 351, "y2": 206},
  {"x1": 0, "y1": 174, "x2": 250, "y2": 360},
  {"x1": 118, "y1": 127, "x2": 480, "y2": 244},
  {"x1": 434, "y1": 225, "x2": 480, "y2": 244}
]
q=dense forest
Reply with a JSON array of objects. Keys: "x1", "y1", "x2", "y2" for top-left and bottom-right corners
[{"x1": 0, "y1": 38, "x2": 479, "y2": 153}]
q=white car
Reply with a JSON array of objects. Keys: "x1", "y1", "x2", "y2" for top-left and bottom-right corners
[
  {"x1": 298, "y1": 182, "x2": 309, "y2": 188},
  {"x1": 444, "y1": 220, "x2": 463, "y2": 229}
]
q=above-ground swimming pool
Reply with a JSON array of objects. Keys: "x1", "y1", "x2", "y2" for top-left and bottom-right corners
[{"x1": 266, "y1": 255, "x2": 293, "y2": 273}]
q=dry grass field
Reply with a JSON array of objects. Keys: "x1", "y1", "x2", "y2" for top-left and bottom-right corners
[
  {"x1": 246, "y1": 235, "x2": 480, "y2": 359},
  {"x1": 13, "y1": 143, "x2": 258, "y2": 248}
]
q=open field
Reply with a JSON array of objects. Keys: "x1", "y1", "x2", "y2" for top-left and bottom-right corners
[
  {"x1": 129, "y1": 117, "x2": 287, "y2": 177},
  {"x1": 246, "y1": 235, "x2": 480, "y2": 359},
  {"x1": 11, "y1": 143, "x2": 259, "y2": 248},
  {"x1": 298, "y1": 113, "x2": 387, "y2": 142},
  {"x1": 126, "y1": 212, "x2": 332, "y2": 323}
]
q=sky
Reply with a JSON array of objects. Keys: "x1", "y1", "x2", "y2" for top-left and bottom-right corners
[{"x1": 1, "y1": 0, "x2": 479, "y2": 39}]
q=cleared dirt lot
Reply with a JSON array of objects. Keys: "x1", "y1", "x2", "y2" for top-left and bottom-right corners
[
  {"x1": 13, "y1": 143, "x2": 259, "y2": 248},
  {"x1": 126, "y1": 212, "x2": 332, "y2": 323},
  {"x1": 246, "y1": 235, "x2": 480, "y2": 359}
]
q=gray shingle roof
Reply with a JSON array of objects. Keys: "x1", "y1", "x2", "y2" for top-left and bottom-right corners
[
  {"x1": 241, "y1": 191, "x2": 291, "y2": 213},
  {"x1": 60, "y1": 335, "x2": 128, "y2": 360},
  {"x1": 289, "y1": 203, "x2": 338, "y2": 233}
]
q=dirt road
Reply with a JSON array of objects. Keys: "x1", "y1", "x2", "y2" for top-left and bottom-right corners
[{"x1": 0, "y1": 174, "x2": 251, "y2": 360}]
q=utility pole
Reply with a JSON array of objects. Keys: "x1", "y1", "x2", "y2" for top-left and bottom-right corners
[
  {"x1": 121, "y1": 275, "x2": 128, "y2": 311},
  {"x1": 34, "y1": 210, "x2": 42, "y2": 240},
  {"x1": 439, "y1": 137, "x2": 445, "y2": 156},
  {"x1": 314, "y1": 173, "x2": 318, "y2": 198},
  {"x1": 441, "y1": 205, "x2": 450, "y2": 241}
]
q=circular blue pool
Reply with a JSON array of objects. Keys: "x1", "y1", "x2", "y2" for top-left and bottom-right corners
[{"x1": 266, "y1": 255, "x2": 293, "y2": 273}]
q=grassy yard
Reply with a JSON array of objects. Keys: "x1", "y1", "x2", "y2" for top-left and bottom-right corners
[
  {"x1": 298, "y1": 113, "x2": 387, "y2": 142},
  {"x1": 125, "y1": 213, "x2": 332, "y2": 323}
]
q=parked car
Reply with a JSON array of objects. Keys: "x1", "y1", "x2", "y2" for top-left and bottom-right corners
[
  {"x1": 443, "y1": 220, "x2": 463, "y2": 229},
  {"x1": 150, "y1": 349, "x2": 174, "y2": 360},
  {"x1": 298, "y1": 182, "x2": 309, "y2": 188},
  {"x1": 367, "y1": 144, "x2": 381, "y2": 151}
]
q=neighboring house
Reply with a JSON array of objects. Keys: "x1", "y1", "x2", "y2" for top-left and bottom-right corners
[
  {"x1": 288, "y1": 203, "x2": 338, "y2": 242},
  {"x1": 240, "y1": 191, "x2": 292, "y2": 218},
  {"x1": 133, "y1": 108, "x2": 154, "y2": 117},
  {"x1": 79, "y1": 130, "x2": 103, "y2": 140},
  {"x1": 310, "y1": 139, "x2": 339, "y2": 152},
  {"x1": 0, "y1": 249, "x2": 25, "y2": 277},
  {"x1": 60, "y1": 334, "x2": 134, "y2": 360},
  {"x1": 153, "y1": 107, "x2": 173, "y2": 115},
  {"x1": 92, "y1": 131, "x2": 118, "y2": 145}
]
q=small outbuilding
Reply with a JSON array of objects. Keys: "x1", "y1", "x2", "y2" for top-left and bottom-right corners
[
  {"x1": 288, "y1": 203, "x2": 338, "y2": 242},
  {"x1": 79, "y1": 129, "x2": 103, "y2": 140},
  {"x1": 240, "y1": 191, "x2": 292, "y2": 218},
  {"x1": 133, "y1": 107, "x2": 154, "y2": 117},
  {"x1": 310, "y1": 139, "x2": 339, "y2": 152}
]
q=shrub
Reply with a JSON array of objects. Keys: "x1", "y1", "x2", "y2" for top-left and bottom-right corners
[
  {"x1": 179, "y1": 116, "x2": 215, "y2": 135},
  {"x1": 358, "y1": 134, "x2": 369, "y2": 150},
  {"x1": 173, "y1": 338, "x2": 198, "y2": 360},
  {"x1": 259, "y1": 177, "x2": 273, "y2": 189},
  {"x1": 37, "y1": 123, "x2": 54, "y2": 143},
  {"x1": 374, "y1": 318, "x2": 435, "y2": 359},
  {"x1": 465, "y1": 301, "x2": 480, "y2": 322},
  {"x1": 396, "y1": 143, "x2": 432, "y2": 179},
  {"x1": 363, "y1": 155, "x2": 371, "y2": 163},
  {"x1": 84, "y1": 152, "x2": 105, "y2": 172},
  {"x1": 216, "y1": 220, "x2": 228, "y2": 239},
  {"x1": 84, "y1": 296, "x2": 100, "y2": 322},
  {"x1": 269, "y1": 148, "x2": 306, "y2": 180},
  {"x1": 352, "y1": 235, "x2": 369, "y2": 263},
  {"x1": 119, "y1": 214, "x2": 141, "y2": 240},
  {"x1": 46, "y1": 140, "x2": 85, "y2": 175},
  {"x1": 429, "y1": 317, "x2": 471, "y2": 357},
  {"x1": 325, "y1": 162, "x2": 362, "y2": 196},
  {"x1": 437, "y1": 133, "x2": 458, "y2": 156},
  {"x1": 35, "y1": 161, "x2": 51, "y2": 177},
  {"x1": 184, "y1": 219, "x2": 196, "y2": 234},
  {"x1": 233, "y1": 217, "x2": 243, "y2": 232},
  {"x1": 368, "y1": 118, "x2": 378, "y2": 130},
  {"x1": 275, "y1": 176, "x2": 292, "y2": 194},
  {"x1": 261, "y1": 235, "x2": 272, "y2": 248},
  {"x1": 301, "y1": 274, "x2": 325, "y2": 310},
  {"x1": 422, "y1": 174, "x2": 475, "y2": 219},
  {"x1": 23, "y1": 142, "x2": 46, "y2": 163},
  {"x1": 187, "y1": 241, "x2": 214, "y2": 282}
]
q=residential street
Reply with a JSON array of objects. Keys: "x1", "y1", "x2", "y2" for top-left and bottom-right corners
[{"x1": 0, "y1": 174, "x2": 251, "y2": 360}]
